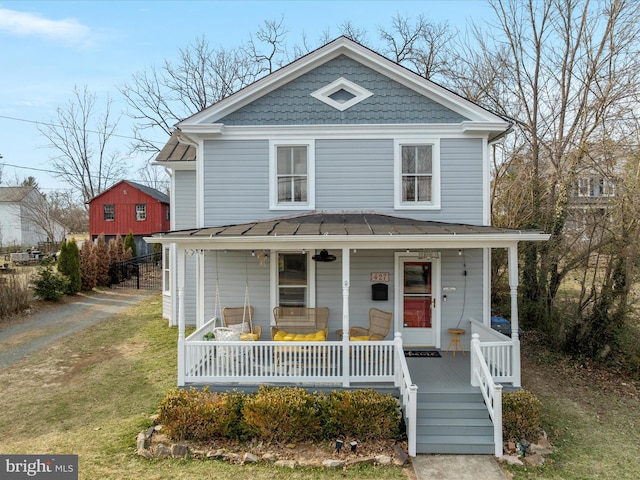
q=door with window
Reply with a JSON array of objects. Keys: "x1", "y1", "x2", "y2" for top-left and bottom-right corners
[{"x1": 396, "y1": 256, "x2": 440, "y2": 347}]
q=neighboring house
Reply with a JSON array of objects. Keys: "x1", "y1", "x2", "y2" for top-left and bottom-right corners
[
  {"x1": 0, "y1": 186, "x2": 65, "y2": 249},
  {"x1": 88, "y1": 180, "x2": 170, "y2": 256},
  {"x1": 148, "y1": 37, "x2": 549, "y2": 456},
  {"x1": 567, "y1": 171, "x2": 617, "y2": 238}
]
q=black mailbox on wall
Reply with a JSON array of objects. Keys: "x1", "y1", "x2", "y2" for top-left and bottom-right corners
[{"x1": 371, "y1": 283, "x2": 388, "y2": 301}]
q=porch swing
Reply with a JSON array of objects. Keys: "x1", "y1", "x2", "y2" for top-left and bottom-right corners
[{"x1": 221, "y1": 252, "x2": 262, "y2": 340}]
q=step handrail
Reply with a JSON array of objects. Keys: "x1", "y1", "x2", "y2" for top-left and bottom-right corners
[
  {"x1": 394, "y1": 333, "x2": 418, "y2": 457},
  {"x1": 470, "y1": 333, "x2": 503, "y2": 457}
]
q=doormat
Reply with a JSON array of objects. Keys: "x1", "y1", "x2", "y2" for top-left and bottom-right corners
[{"x1": 404, "y1": 350, "x2": 441, "y2": 358}]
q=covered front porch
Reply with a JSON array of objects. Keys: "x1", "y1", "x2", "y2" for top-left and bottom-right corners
[{"x1": 147, "y1": 212, "x2": 549, "y2": 457}]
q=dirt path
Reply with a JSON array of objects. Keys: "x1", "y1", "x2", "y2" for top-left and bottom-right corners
[{"x1": 0, "y1": 289, "x2": 155, "y2": 369}]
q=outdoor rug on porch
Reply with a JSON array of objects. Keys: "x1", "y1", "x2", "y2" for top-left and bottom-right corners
[{"x1": 404, "y1": 350, "x2": 441, "y2": 358}]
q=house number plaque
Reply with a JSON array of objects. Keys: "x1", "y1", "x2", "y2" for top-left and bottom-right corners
[{"x1": 370, "y1": 272, "x2": 389, "y2": 282}]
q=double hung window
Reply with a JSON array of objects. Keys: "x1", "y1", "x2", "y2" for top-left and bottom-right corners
[
  {"x1": 276, "y1": 252, "x2": 309, "y2": 307},
  {"x1": 135, "y1": 203, "x2": 147, "y2": 221},
  {"x1": 104, "y1": 204, "x2": 115, "y2": 221},
  {"x1": 270, "y1": 140, "x2": 314, "y2": 210},
  {"x1": 395, "y1": 139, "x2": 440, "y2": 210}
]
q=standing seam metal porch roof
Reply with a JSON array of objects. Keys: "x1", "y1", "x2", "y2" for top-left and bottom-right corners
[{"x1": 152, "y1": 212, "x2": 546, "y2": 240}]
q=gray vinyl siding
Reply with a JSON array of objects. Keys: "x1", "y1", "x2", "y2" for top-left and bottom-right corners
[
  {"x1": 174, "y1": 170, "x2": 197, "y2": 229},
  {"x1": 203, "y1": 251, "x2": 271, "y2": 329},
  {"x1": 202, "y1": 137, "x2": 485, "y2": 225},
  {"x1": 203, "y1": 140, "x2": 270, "y2": 225},
  {"x1": 218, "y1": 55, "x2": 468, "y2": 125},
  {"x1": 315, "y1": 139, "x2": 394, "y2": 211},
  {"x1": 173, "y1": 171, "x2": 198, "y2": 324},
  {"x1": 439, "y1": 138, "x2": 484, "y2": 223},
  {"x1": 439, "y1": 249, "x2": 483, "y2": 349},
  {"x1": 316, "y1": 249, "x2": 396, "y2": 339}
]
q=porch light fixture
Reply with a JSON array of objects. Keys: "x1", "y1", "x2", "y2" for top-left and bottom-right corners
[{"x1": 312, "y1": 249, "x2": 336, "y2": 262}]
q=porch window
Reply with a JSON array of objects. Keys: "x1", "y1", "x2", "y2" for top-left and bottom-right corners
[
  {"x1": 270, "y1": 140, "x2": 315, "y2": 210},
  {"x1": 163, "y1": 247, "x2": 170, "y2": 294},
  {"x1": 135, "y1": 204, "x2": 147, "y2": 221},
  {"x1": 104, "y1": 204, "x2": 115, "y2": 221},
  {"x1": 277, "y1": 252, "x2": 308, "y2": 307},
  {"x1": 394, "y1": 139, "x2": 440, "y2": 210}
]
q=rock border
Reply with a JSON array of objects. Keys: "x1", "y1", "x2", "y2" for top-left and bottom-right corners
[
  {"x1": 499, "y1": 431, "x2": 554, "y2": 467},
  {"x1": 136, "y1": 425, "x2": 410, "y2": 470}
]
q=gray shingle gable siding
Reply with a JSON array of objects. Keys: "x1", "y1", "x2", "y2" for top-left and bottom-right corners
[{"x1": 218, "y1": 55, "x2": 468, "y2": 125}]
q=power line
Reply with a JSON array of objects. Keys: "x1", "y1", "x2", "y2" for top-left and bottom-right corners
[
  {"x1": 1, "y1": 162, "x2": 58, "y2": 174},
  {"x1": 0, "y1": 114, "x2": 168, "y2": 145}
]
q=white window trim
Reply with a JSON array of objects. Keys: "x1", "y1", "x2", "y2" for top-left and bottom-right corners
[
  {"x1": 394, "y1": 138, "x2": 441, "y2": 210},
  {"x1": 163, "y1": 246, "x2": 171, "y2": 295},
  {"x1": 310, "y1": 77, "x2": 374, "y2": 111},
  {"x1": 135, "y1": 203, "x2": 147, "y2": 221},
  {"x1": 270, "y1": 251, "x2": 316, "y2": 317},
  {"x1": 269, "y1": 139, "x2": 315, "y2": 210}
]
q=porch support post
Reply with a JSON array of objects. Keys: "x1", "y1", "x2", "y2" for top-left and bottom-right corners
[
  {"x1": 342, "y1": 247, "x2": 350, "y2": 387},
  {"x1": 177, "y1": 247, "x2": 186, "y2": 387},
  {"x1": 508, "y1": 244, "x2": 521, "y2": 387}
]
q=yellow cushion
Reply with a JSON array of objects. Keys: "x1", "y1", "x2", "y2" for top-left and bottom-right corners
[
  {"x1": 240, "y1": 333, "x2": 259, "y2": 341},
  {"x1": 274, "y1": 330, "x2": 326, "y2": 341},
  {"x1": 350, "y1": 335, "x2": 370, "y2": 341}
]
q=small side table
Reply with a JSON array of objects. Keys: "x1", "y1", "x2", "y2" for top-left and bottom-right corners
[{"x1": 446, "y1": 328, "x2": 465, "y2": 356}]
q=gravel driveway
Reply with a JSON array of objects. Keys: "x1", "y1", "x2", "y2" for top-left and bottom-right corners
[{"x1": 0, "y1": 289, "x2": 155, "y2": 369}]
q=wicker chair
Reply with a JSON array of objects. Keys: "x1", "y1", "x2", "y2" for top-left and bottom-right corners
[
  {"x1": 337, "y1": 308, "x2": 392, "y2": 340},
  {"x1": 222, "y1": 306, "x2": 262, "y2": 340}
]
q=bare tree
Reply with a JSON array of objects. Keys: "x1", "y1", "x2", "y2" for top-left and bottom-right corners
[
  {"x1": 458, "y1": 0, "x2": 640, "y2": 352},
  {"x1": 38, "y1": 85, "x2": 128, "y2": 205},
  {"x1": 378, "y1": 14, "x2": 456, "y2": 81},
  {"x1": 136, "y1": 162, "x2": 170, "y2": 194},
  {"x1": 18, "y1": 187, "x2": 66, "y2": 245},
  {"x1": 120, "y1": 20, "x2": 289, "y2": 158}
]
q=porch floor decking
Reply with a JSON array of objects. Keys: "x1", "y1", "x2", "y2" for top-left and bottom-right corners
[{"x1": 406, "y1": 350, "x2": 476, "y2": 393}]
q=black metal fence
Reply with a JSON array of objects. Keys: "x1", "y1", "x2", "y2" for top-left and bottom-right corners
[{"x1": 109, "y1": 253, "x2": 162, "y2": 290}]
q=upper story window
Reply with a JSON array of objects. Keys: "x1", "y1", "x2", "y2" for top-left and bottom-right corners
[
  {"x1": 104, "y1": 204, "x2": 115, "y2": 221},
  {"x1": 270, "y1": 140, "x2": 315, "y2": 210},
  {"x1": 135, "y1": 203, "x2": 147, "y2": 221},
  {"x1": 576, "y1": 176, "x2": 615, "y2": 198},
  {"x1": 394, "y1": 139, "x2": 440, "y2": 210}
]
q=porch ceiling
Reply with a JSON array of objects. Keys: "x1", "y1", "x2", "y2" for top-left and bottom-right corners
[{"x1": 148, "y1": 212, "x2": 549, "y2": 248}]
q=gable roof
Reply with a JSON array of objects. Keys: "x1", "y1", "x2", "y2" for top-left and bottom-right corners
[
  {"x1": 88, "y1": 180, "x2": 169, "y2": 204},
  {"x1": 177, "y1": 36, "x2": 510, "y2": 138},
  {"x1": 0, "y1": 186, "x2": 36, "y2": 202}
]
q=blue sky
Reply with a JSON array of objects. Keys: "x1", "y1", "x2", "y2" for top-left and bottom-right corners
[{"x1": 0, "y1": 0, "x2": 491, "y2": 193}]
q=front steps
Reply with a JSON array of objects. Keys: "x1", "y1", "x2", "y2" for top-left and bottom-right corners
[{"x1": 415, "y1": 390, "x2": 495, "y2": 454}]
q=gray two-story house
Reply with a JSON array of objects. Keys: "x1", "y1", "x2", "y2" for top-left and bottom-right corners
[{"x1": 148, "y1": 37, "x2": 548, "y2": 456}]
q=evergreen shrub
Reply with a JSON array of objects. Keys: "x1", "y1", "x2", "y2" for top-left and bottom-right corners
[{"x1": 502, "y1": 389, "x2": 542, "y2": 443}]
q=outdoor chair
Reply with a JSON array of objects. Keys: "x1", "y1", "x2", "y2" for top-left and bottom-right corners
[
  {"x1": 337, "y1": 308, "x2": 392, "y2": 341},
  {"x1": 222, "y1": 306, "x2": 261, "y2": 341}
]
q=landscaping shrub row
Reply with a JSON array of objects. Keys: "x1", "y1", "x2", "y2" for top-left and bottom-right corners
[{"x1": 158, "y1": 386, "x2": 403, "y2": 444}]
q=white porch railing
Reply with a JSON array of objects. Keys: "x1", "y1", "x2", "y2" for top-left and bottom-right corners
[
  {"x1": 469, "y1": 318, "x2": 519, "y2": 385},
  {"x1": 470, "y1": 333, "x2": 503, "y2": 457},
  {"x1": 184, "y1": 317, "x2": 397, "y2": 384},
  {"x1": 182, "y1": 318, "x2": 418, "y2": 456}
]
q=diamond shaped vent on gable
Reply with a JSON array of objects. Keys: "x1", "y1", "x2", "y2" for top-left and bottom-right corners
[{"x1": 310, "y1": 77, "x2": 373, "y2": 111}]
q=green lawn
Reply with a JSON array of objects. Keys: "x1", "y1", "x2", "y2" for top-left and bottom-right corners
[
  {"x1": 0, "y1": 294, "x2": 409, "y2": 480},
  {"x1": 504, "y1": 337, "x2": 640, "y2": 479}
]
